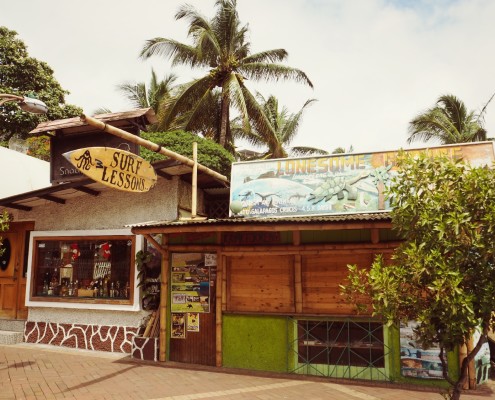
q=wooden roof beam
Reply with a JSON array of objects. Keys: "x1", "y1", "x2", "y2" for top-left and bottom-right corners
[
  {"x1": 4, "y1": 203, "x2": 32, "y2": 211},
  {"x1": 131, "y1": 221, "x2": 393, "y2": 235},
  {"x1": 155, "y1": 170, "x2": 173, "y2": 180},
  {"x1": 39, "y1": 194, "x2": 66, "y2": 205},
  {"x1": 74, "y1": 185, "x2": 100, "y2": 196}
]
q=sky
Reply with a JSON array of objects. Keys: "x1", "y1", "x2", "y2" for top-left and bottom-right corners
[{"x1": 2, "y1": 0, "x2": 495, "y2": 154}]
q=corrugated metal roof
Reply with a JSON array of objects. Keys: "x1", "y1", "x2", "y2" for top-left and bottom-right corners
[
  {"x1": 129, "y1": 212, "x2": 391, "y2": 229},
  {"x1": 30, "y1": 108, "x2": 157, "y2": 134}
]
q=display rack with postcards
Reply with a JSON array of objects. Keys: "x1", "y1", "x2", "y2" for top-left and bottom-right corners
[{"x1": 170, "y1": 253, "x2": 216, "y2": 339}]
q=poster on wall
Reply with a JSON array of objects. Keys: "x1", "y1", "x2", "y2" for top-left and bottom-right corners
[
  {"x1": 400, "y1": 321, "x2": 445, "y2": 379},
  {"x1": 171, "y1": 313, "x2": 186, "y2": 339},
  {"x1": 170, "y1": 253, "x2": 215, "y2": 313},
  {"x1": 187, "y1": 312, "x2": 200, "y2": 332},
  {"x1": 229, "y1": 142, "x2": 495, "y2": 218}
]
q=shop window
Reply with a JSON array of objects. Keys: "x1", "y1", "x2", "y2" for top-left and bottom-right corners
[
  {"x1": 31, "y1": 236, "x2": 135, "y2": 303},
  {"x1": 296, "y1": 320, "x2": 385, "y2": 368}
]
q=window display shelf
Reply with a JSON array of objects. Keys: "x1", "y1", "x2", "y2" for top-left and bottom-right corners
[{"x1": 30, "y1": 236, "x2": 134, "y2": 304}]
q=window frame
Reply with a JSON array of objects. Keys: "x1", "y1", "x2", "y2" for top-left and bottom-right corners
[{"x1": 27, "y1": 231, "x2": 138, "y2": 308}]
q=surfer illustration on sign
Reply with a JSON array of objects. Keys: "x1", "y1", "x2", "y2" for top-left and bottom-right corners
[{"x1": 74, "y1": 150, "x2": 94, "y2": 171}]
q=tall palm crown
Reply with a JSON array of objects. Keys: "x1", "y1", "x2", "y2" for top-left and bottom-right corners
[
  {"x1": 408, "y1": 94, "x2": 487, "y2": 145},
  {"x1": 234, "y1": 94, "x2": 327, "y2": 159},
  {"x1": 140, "y1": 0, "x2": 313, "y2": 149},
  {"x1": 118, "y1": 70, "x2": 178, "y2": 114}
]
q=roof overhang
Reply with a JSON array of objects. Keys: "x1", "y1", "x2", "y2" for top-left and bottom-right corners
[
  {"x1": 0, "y1": 158, "x2": 229, "y2": 212},
  {"x1": 130, "y1": 212, "x2": 392, "y2": 235},
  {"x1": 30, "y1": 108, "x2": 157, "y2": 136}
]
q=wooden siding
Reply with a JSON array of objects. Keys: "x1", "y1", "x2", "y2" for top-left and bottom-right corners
[
  {"x1": 227, "y1": 255, "x2": 295, "y2": 313},
  {"x1": 302, "y1": 253, "x2": 374, "y2": 314}
]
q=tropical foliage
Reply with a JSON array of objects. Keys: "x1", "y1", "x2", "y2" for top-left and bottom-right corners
[
  {"x1": 341, "y1": 152, "x2": 495, "y2": 400},
  {"x1": 118, "y1": 70, "x2": 178, "y2": 131},
  {"x1": 233, "y1": 94, "x2": 326, "y2": 159},
  {"x1": 0, "y1": 210, "x2": 10, "y2": 258},
  {"x1": 140, "y1": 130, "x2": 234, "y2": 177},
  {"x1": 408, "y1": 94, "x2": 488, "y2": 144},
  {"x1": 25, "y1": 135, "x2": 50, "y2": 161},
  {"x1": 0, "y1": 26, "x2": 81, "y2": 141},
  {"x1": 140, "y1": 0, "x2": 313, "y2": 151}
]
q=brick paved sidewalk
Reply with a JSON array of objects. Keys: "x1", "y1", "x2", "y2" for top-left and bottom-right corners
[{"x1": 0, "y1": 343, "x2": 493, "y2": 400}]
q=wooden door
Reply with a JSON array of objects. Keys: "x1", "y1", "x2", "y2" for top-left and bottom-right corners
[
  {"x1": 0, "y1": 223, "x2": 32, "y2": 320},
  {"x1": 168, "y1": 253, "x2": 217, "y2": 366}
]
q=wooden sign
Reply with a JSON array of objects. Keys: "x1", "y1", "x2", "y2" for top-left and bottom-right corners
[{"x1": 63, "y1": 147, "x2": 157, "y2": 192}]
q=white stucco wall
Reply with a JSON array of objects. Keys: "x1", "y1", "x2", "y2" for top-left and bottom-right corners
[
  {"x1": 0, "y1": 147, "x2": 50, "y2": 198},
  {"x1": 15, "y1": 176, "x2": 181, "y2": 230},
  {"x1": 16, "y1": 176, "x2": 204, "y2": 325},
  {"x1": 28, "y1": 307, "x2": 149, "y2": 327}
]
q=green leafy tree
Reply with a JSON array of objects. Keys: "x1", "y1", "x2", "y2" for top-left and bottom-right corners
[
  {"x1": 25, "y1": 135, "x2": 50, "y2": 161},
  {"x1": 0, "y1": 26, "x2": 81, "y2": 141},
  {"x1": 232, "y1": 94, "x2": 326, "y2": 159},
  {"x1": 408, "y1": 94, "x2": 488, "y2": 145},
  {"x1": 341, "y1": 152, "x2": 495, "y2": 400},
  {"x1": 140, "y1": 0, "x2": 313, "y2": 150},
  {"x1": 140, "y1": 130, "x2": 234, "y2": 177},
  {"x1": 0, "y1": 210, "x2": 10, "y2": 258}
]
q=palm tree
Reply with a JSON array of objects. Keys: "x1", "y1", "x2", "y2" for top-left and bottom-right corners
[
  {"x1": 140, "y1": 0, "x2": 313, "y2": 150},
  {"x1": 118, "y1": 69, "x2": 178, "y2": 130},
  {"x1": 90, "y1": 70, "x2": 178, "y2": 130},
  {"x1": 408, "y1": 94, "x2": 488, "y2": 144},
  {"x1": 331, "y1": 145, "x2": 354, "y2": 154},
  {"x1": 233, "y1": 94, "x2": 327, "y2": 159}
]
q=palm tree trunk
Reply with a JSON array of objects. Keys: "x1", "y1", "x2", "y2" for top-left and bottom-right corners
[{"x1": 219, "y1": 96, "x2": 230, "y2": 148}]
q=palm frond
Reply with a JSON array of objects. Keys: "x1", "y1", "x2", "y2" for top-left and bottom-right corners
[
  {"x1": 242, "y1": 49, "x2": 288, "y2": 64},
  {"x1": 240, "y1": 63, "x2": 313, "y2": 88},
  {"x1": 291, "y1": 146, "x2": 329, "y2": 156}
]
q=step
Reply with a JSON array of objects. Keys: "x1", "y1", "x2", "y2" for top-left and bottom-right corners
[
  {"x1": 0, "y1": 319, "x2": 25, "y2": 332},
  {"x1": 0, "y1": 330, "x2": 24, "y2": 345}
]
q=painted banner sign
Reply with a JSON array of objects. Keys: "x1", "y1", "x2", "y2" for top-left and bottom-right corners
[
  {"x1": 63, "y1": 147, "x2": 157, "y2": 193},
  {"x1": 230, "y1": 142, "x2": 495, "y2": 218}
]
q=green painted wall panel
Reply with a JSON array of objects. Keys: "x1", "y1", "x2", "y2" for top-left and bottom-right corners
[{"x1": 223, "y1": 314, "x2": 289, "y2": 372}]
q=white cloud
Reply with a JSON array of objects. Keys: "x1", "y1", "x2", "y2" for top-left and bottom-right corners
[{"x1": 2, "y1": 0, "x2": 494, "y2": 154}]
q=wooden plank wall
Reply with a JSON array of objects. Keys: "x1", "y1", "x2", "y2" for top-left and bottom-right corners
[
  {"x1": 301, "y1": 253, "x2": 373, "y2": 314},
  {"x1": 227, "y1": 255, "x2": 295, "y2": 313},
  {"x1": 225, "y1": 250, "x2": 394, "y2": 316}
]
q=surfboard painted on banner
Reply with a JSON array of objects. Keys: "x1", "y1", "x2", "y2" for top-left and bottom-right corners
[{"x1": 63, "y1": 147, "x2": 157, "y2": 193}]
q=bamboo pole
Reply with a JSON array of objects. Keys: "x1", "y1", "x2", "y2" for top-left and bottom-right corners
[
  {"x1": 80, "y1": 114, "x2": 229, "y2": 185},
  {"x1": 159, "y1": 235, "x2": 169, "y2": 362},
  {"x1": 215, "y1": 251, "x2": 223, "y2": 367},
  {"x1": 192, "y1": 142, "x2": 197, "y2": 218}
]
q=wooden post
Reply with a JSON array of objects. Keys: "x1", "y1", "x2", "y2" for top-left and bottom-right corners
[
  {"x1": 370, "y1": 228, "x2": 380, "y2": 244},
  {"x1": 293, "y1": 231, "x2": 303, "y2": 313},
  {"x1": 192, "y1": 142, "x2": 198, "y2": 218},
  {"x1": 222, "y1": 255, "x2": 227, "y2": 312},
  {"x1": 215, "y1": 250, "x2": 223, "y2": 367},
  {"x1": 159, "y1": 235, "x2": 169, "y2": 362},
  {"x1": 294, "y1": 255, "x2": 303, "y2": 313}
]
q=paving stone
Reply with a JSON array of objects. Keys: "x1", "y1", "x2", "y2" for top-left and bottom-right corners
[{"x1": 0, "y1": 343, "x2": 493, "y2": 399}]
